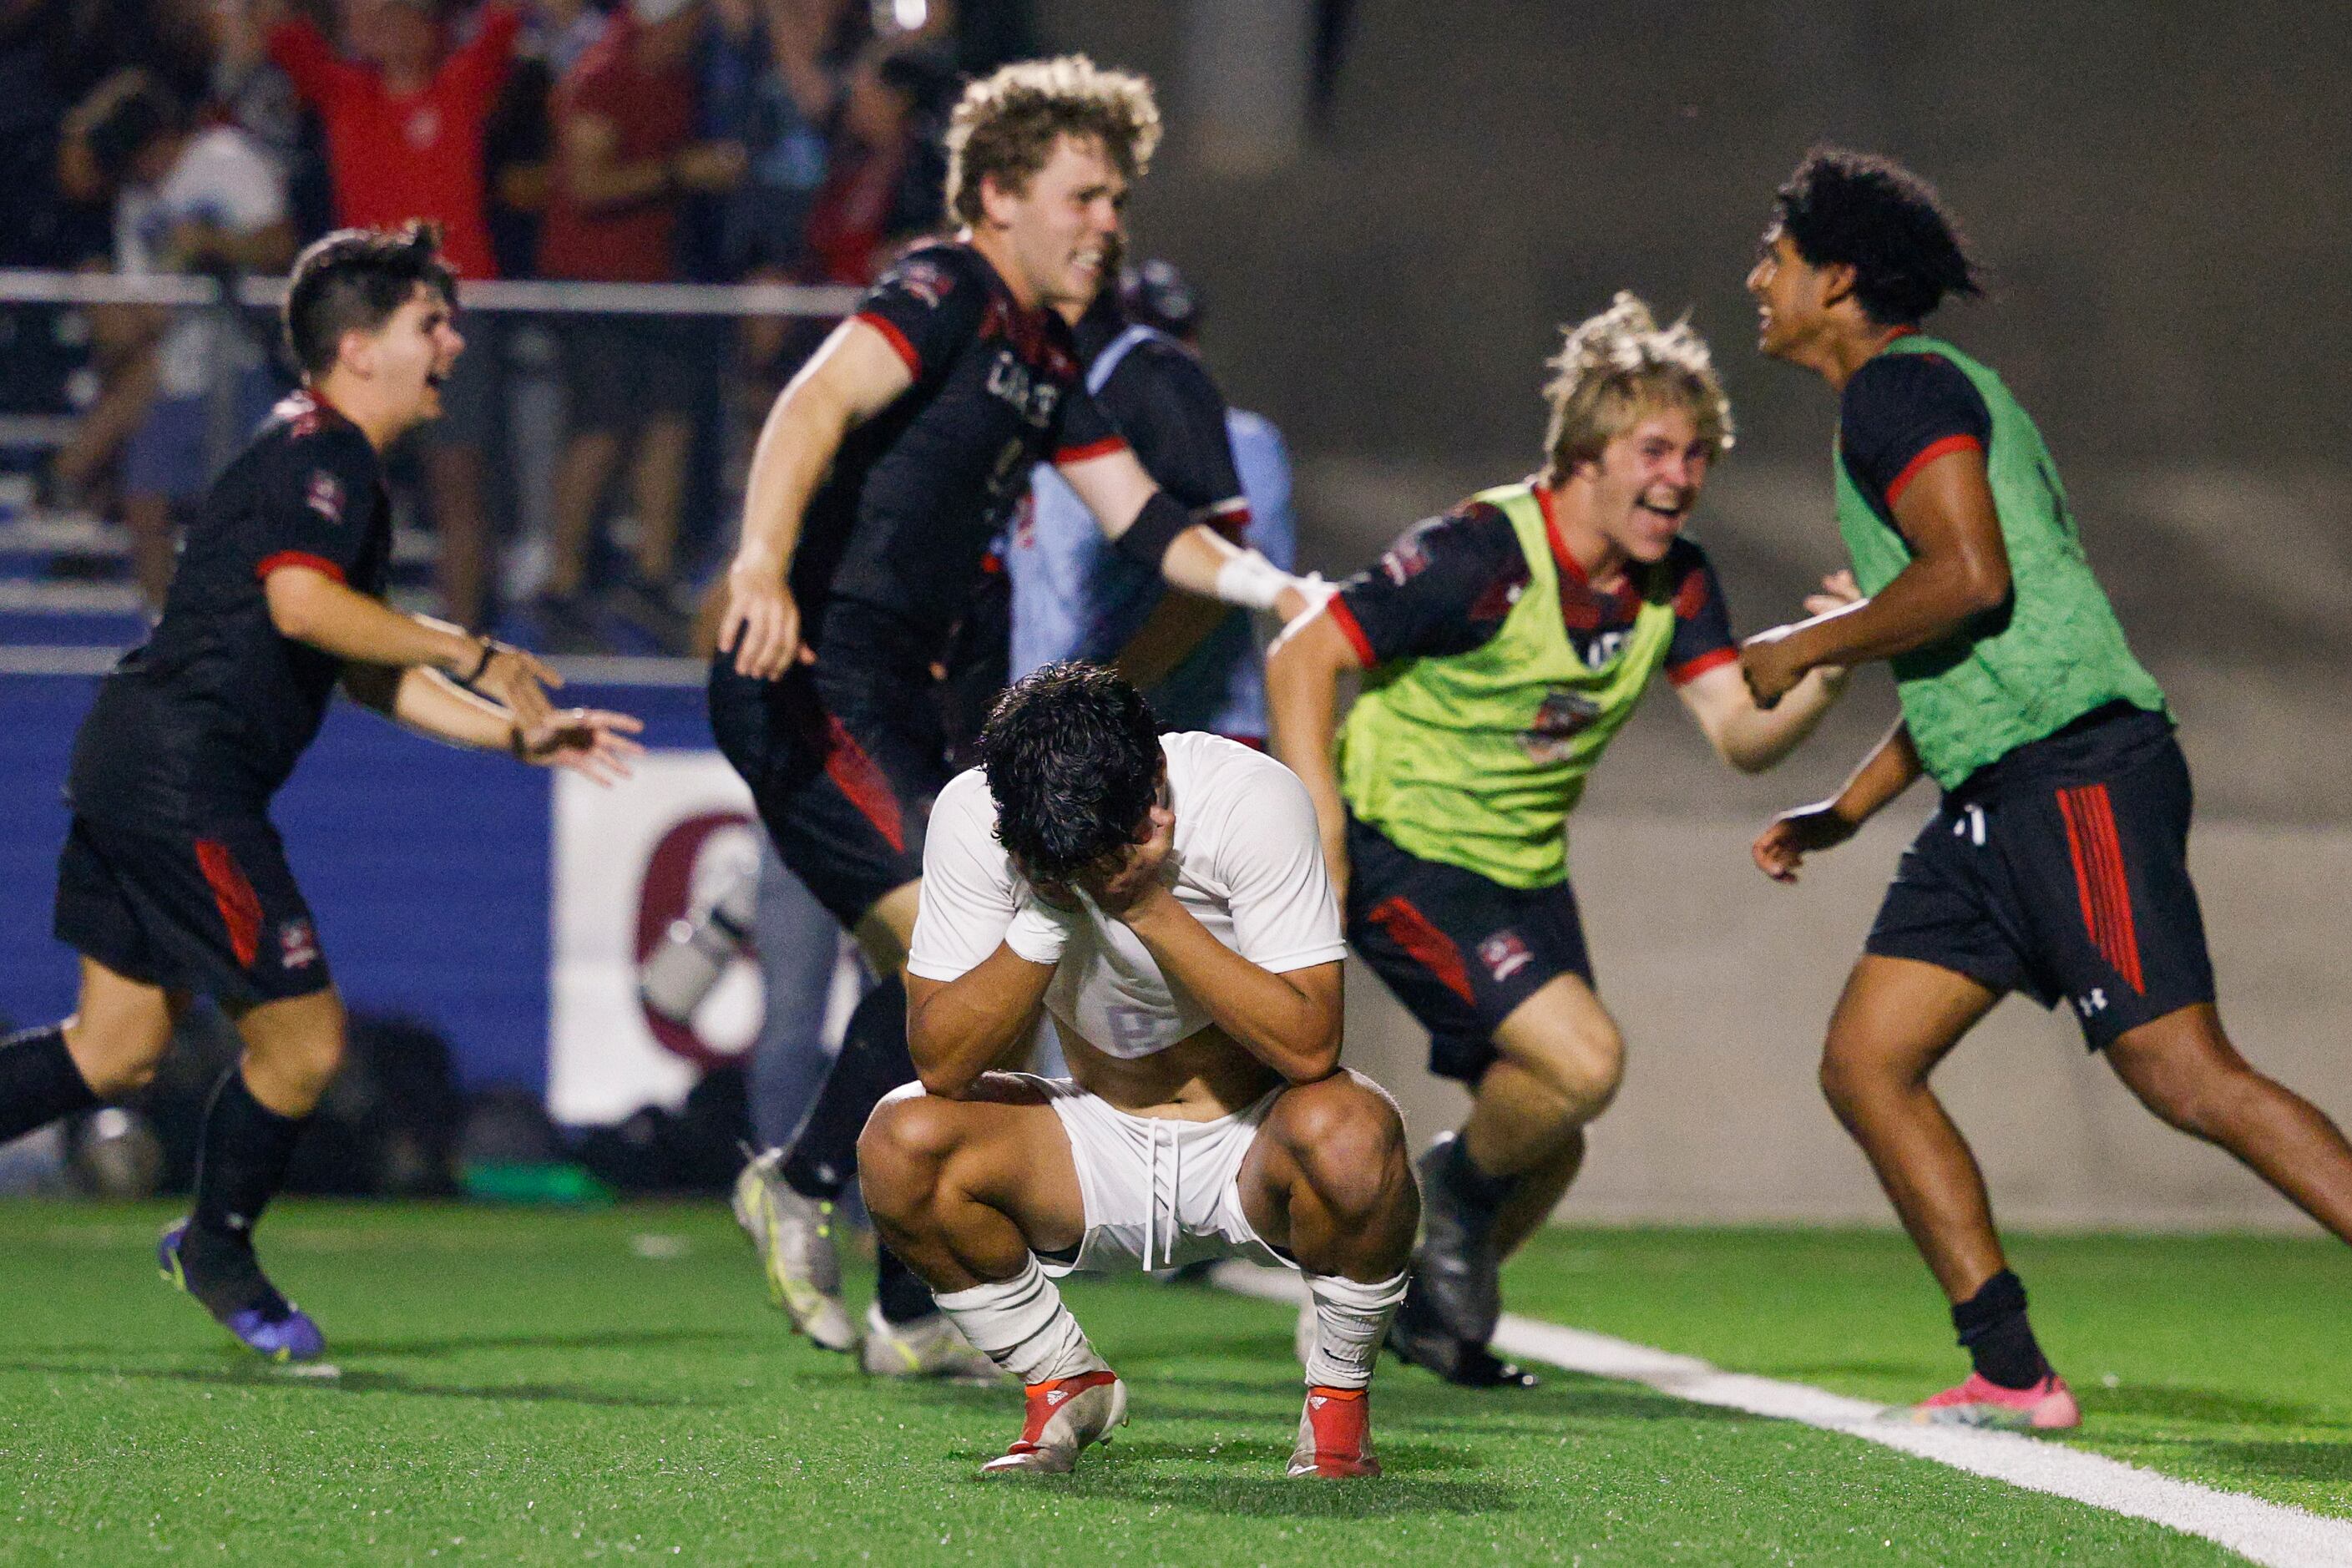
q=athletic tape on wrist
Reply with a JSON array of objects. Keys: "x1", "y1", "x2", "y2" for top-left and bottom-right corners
[{"x1": 1211, "y1": 549, "x2": 1294, "y2": 613}]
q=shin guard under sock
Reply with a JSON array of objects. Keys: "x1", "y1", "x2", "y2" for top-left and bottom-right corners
[
  {"x1": 0, "y1": 1024, "x2": 99, "y2": 1145},
  {"x1": 1953, "y1": 1268, "x2": 2051, "y2": 1390},
  {"x1": 932, "y1": 1254, "x2": 1105, "y2": 1385},
  {"x1": 1303, "y1": 1270, "x2": 1409, "y2": 1390},
  {"x1": 781, "y1": 975, "x2": 912, "y2": 1201},
  {"x1": 182, "y1": 1067, "x2": 309, "y2": 1315},
  {"x1": 1438, "y1": 1131, "x2": 1516, "y2": 1227}
]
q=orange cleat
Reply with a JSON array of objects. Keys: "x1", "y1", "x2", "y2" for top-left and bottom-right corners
[
  {"x1": 980, "y1": 1369, "x2": 1128, "y2": 1476},
  {"x1": 1288, "y1": 1385, "x2": 1380, "y2": 1478}
]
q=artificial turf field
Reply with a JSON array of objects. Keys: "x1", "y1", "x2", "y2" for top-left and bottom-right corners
[{"x1": 2, "y1": 1202, "x2": 2345, "y2": 1565}]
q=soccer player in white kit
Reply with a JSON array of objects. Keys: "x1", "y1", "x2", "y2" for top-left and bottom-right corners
[{"x1": 858, "y1": 663, "x2": 1418, "y2": 1479}]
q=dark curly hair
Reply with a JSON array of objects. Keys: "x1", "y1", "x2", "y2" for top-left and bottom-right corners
[
  {"x1": 979, "y1": 662, "x2": 1163, "y2": 884},
  {"x1": 1773, "y1": 146, "x2": 1982, "y2": 326},
  {"x1": 283, "y1": 221, "x2": 456, "y2": 378}
]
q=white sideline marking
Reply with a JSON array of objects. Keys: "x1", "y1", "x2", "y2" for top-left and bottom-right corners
[{"x1": 1212, "y1": 1262, "x2": 2352, "y2": 1568}]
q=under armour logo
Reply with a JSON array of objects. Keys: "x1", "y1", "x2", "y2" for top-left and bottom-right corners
[
  {"x1": 1953, "y1": 804, "x2": 1988, "y2": 847},
  {"x1": 2076, "y1": 989, "x2": 2108, "y2": 1017}
]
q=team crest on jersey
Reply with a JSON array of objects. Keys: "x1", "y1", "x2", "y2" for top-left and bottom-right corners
[
  {"x1": 1379, "y1": 535, "x2": 1431, "y2": 585},
  {"x1": 1517, "y1": 688, "x2": 1601, "y2": 761},
  {"x1": 895, "y1": 258, "x2": 953, "y2": 306},
  {"x1": 306, "y1": 469, "x2": 345, "y2": 524},
  {"x1": 1478, "y1": 929, "x2": 1533, "y2": 984},
  {"x1": 279, "y1": 919, "x2": 319, "y2": 971}
]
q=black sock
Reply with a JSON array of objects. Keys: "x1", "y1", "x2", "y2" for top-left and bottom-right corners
[
  {"x1": 1439, "y1": 1131, "x2": 1517, "y2": 1221},
  {"x1": 0, "y1": 1024, "x2": 99, "y2": 1145},
  {"x1": 190, "y1": 1067, "x2": 308, "y2": 1244},
  {"x1": 780, "y1": 976, "x2": 913, "y2": 1202},
  {"x1": 873, "y1": 1245, "x2": 936, "y2": 1326},
  {"x1": 1953, "y1": 1268, "x2": 2051, "y2": 1390}
]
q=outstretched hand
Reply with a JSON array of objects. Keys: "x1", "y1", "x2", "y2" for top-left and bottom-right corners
[
  {"x1": 518, "y1": 707, "x2": 645, "y2": 786},
  {"x1": 472, "y1": 643, "x2": 562, "y2": 732},
  {"x1": 1751, "y1": 799, "x2": 1859, "y2": 883}
]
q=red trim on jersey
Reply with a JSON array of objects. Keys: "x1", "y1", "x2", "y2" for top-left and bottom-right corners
[
  {"x1": 854, "y1": 311, "x2": 922, "y2": 377},
  {"x1": 1366, "y1": 894, "x2": 1476, "y2": 1005},
  {"x1": 1884, "y1": 434, "x2": 1983, "y2": 509},
  {"x1": 1324, "y1": 595, "x2": 1377, "y2": 667},
  {"x1": 1667, "y1": 645, "x2": 1739, "y2": 687},
  {"x1": 1053, "y1": 435, "x2": 1128, "y2": 467},
  {"x1": 1532, "y1": 479, "x2": 1639, "y2": 626},
  {"x1": 1202, "y1": 495, "x2": 1252, "y2": 540},
  {"x1": 821, "y1": 712, "x2": 907, "y2": 854},
  {"x1": 194, "y1": 840, "x2": 262, "y2": 969},
  {"x1": 2056, "y1": 784, "x2": 2145, "y2": 994},
  {"x1": 255, "y1": 551, "x2": 346, "y2": 585}
]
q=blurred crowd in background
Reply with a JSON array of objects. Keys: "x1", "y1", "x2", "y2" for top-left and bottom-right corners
[{"x1": 0, "y1": 0, "x2": 1039, "y2": 650}]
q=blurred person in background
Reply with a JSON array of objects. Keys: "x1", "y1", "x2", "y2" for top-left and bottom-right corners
[
  {"x1": 799, "y1": 43, "x2": 949, "y2": 289},
  {"x1": 1267, "y1": 295, "x2": 1852, "y2": 1388},
  {"x1": 480, "y1": 0, "x2": 606, "y2": 278},
  {"x1": 1010, "y1": 253, "x2": 1293, "y2": 750},
  {"x1": 261, "y1": 0, "x2": 521, "y2": 629},
  {"x1": 60, "y1": 68, "x2": 296, "y2": 607},
  {"x1": 535, "y1": 0, "x2": 746, "y2": 652}
]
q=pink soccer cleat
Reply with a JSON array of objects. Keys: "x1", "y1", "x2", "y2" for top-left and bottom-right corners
[{"x1": 1907, "y1": 1371, "x2": 2081, "y2": 1431}]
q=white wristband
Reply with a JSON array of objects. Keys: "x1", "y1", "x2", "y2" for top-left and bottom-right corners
[
  {"x1": 1004, "y1": 891, "x2": 1080, "y2": 966},
  {"x1": 1211, "y1": 549, "x2": 1295, "y2": 612}
]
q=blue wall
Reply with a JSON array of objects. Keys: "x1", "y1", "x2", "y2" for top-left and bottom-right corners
[{"x1": 0, "y1": 673, "x2": 713, "y2": 1094}]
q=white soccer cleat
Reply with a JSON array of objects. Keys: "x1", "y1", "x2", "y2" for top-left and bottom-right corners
[
  {"x1": 980, "y1": 1370, "x2": 1129, "y2": 1476},
  {"x1": 731, "y1": 1149, "x2": 857, "y2": 1352},
  {"x1": 858, "y1": 1302, "x2": 1009, "y2": 1383}
]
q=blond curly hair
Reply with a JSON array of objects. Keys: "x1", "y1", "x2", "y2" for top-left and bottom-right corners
[
  {"x1": 1540, "y1": 292, "x2": 1734, "y2": 483},
  {"x1": 943, "y1": 55, "x2": 1162, "y2": 227}
]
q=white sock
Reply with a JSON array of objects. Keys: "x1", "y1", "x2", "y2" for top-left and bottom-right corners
[
  {"x1": 1303, "y1": 1269, "x2": 1409, "y2": 1390},
  {"x1": 931, "y1": 1255, "x2": 1107, "y2": 1386}
]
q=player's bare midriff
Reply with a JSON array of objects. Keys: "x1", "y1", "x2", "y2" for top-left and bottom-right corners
[{"x1": 1056, "y1": 1018, "x2": 1288, "y2": 1120}]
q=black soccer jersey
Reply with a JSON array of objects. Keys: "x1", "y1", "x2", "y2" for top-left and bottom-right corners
[
  {"x1": 1327, "y1": 494, "x2": 1737, "y2": 685},
  {"x1": 792, "y1": 240, "x2": 1128, "y2": 678},
  {"x1": 1072, "y1": 307, "x2": 1248, "y2": 529},
  {"x1": 68, "y1": 392, "x2": 393, "y2": 826}
]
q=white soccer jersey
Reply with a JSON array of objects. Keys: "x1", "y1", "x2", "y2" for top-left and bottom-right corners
[{"x1": 907, "y1": 732, "x2": 1346, "y2": 1059}]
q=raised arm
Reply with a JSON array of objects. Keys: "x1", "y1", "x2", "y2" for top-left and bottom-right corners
[
  {"x1": 717, "y1": 317, "x2": 913, "y2": 675},
  {"x1": 1740, "y1": 445, "x2": 2011, "y2": 707},
  {"x1": 1055, "y1": 447, "x2": 1315, "y2": 625}
]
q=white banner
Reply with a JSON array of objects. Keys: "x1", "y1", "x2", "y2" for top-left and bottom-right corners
[{"x1": 549, "y1": 753, "x2": 763, "y2": 1125}]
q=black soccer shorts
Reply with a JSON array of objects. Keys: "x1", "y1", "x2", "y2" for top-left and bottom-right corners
[
  {"x1": 1343, "y1": 812, "x2": 1595, "y2": 1085},
  {"x1": 708, "y1": 656, "x2": 944, "y2": 930},
  {"x1": 1865, "y1": 706, "x2": 2216, "y2": 1050},
  {"x1": 54, "y1": 812, "x2": 332, "y2": 1008}
]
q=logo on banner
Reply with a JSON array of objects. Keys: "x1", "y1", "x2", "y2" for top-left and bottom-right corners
[{"x1": 635, "y1": 810, "x2": 758, "y2": 1069}]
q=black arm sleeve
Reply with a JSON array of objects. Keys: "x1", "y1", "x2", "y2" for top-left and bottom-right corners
[
  {"x1": 1096, "y1": 340, "x2": 1247, "y2": 523},
  {"x1": 1328, "y1": 503, "x2": 1528, "y2": 665},
  {"x1": 1838, "y1": 352, "x2": 1993, "y2": 517}
]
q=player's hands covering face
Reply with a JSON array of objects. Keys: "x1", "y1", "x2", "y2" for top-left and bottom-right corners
[
  {"x1": 1075, "y1": 803, "x2": 1176, "y2": 921},
  {"x1": 518, "y1": 708, "x2": 646, "y2": 786}
]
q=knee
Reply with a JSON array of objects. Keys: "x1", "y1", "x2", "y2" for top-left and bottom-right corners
[
  {"x1": 1505, "y1": 1020, "x2": 1626, "y2": 1123},
  {"x1": 1281, "y1": 1079, "x2": 1412, "y2": 1222},
  {"x1": 61, "y1": 1013, "x2": 173, "y2": 1099},
  {"x1": 855, "y1": 1094, "x2": 959, "y2": 1216},
  {"x1": 2127, "y1": 1058, "x2": 2258, "y2": 1140},
  {"x1": 265, "y1": 1031, "x2": 346, "y2": 1100}
]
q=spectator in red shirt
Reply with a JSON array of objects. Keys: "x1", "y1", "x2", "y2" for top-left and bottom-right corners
[
  {"x1": 536, "y1": 0, "x2": 743, "y2": 650},
  {"x1": 263, "y1": 0, "x2": 518, "y2": 628}
]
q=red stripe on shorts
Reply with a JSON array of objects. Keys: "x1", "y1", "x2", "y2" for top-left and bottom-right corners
[
  {"x1": 822, "y1": 713, "x2": 907, "y2": 854},
  {"x1": 2056, "y1": 784, "x2": 2145, "y2": 994},
  {"x1": 195, "y1": 839, "x2": 263, "y2": 969},
  {"x1": 1367, "y1": 894, "x2": 1476, "y2": 1006}
]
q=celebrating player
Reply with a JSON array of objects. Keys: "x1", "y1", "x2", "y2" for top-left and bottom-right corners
[
  {"x1": 1741, "y1": 148, "x2": 2352, "y2": 1429},
  {"x1": 709, "y1": 57, "x2": 1322, "y2": 1374},
  {"x1": 1010, "y1": 253, "x2": 1296, "y2": 745},
  {"x1": 0, "y1": 223, "x2": 642, "y2": 1362},
  {"x1": 858, "y1": 662, "x2": 1415, "y2": 1478},
  {"x1": 1267, "y1": 294, "x2": 1850, "y2": 1386}
]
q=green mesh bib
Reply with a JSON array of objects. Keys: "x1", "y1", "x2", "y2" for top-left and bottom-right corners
[
  {"x1": 1834, "y1": 336, "x2": 2167, "y2": 789},
  {"x1": 1338, "y1": 482, "x2": 1677, "y2": 888}
]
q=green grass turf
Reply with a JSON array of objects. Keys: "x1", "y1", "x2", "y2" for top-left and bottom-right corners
[
  {"x1": 1503, "y1": 1227, "x2": 2352, "y2": 1521},
  {"x1": 0, "y1": 1201, "x2": 2284, "y2": 1565}
]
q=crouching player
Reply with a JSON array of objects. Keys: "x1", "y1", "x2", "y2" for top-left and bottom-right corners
[{"x1": 858, "y1": 663, "x2": 1417, "y2": 1478}]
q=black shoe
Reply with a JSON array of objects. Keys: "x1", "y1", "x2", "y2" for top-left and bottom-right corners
[
  {"x1": 1386, "y1": 1277, "x2": 1540, "y2": 1388},
  {"x1": 1414, "y1": 1135, "x2": 1505, "y2": 1343}
]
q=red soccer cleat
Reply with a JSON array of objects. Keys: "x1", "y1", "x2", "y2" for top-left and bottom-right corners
[
  {"x1": 1906, "y1": 1371, "x2": 2081, "y2": 1431},
  {"x1": 980, "y1": 1369, "x2": 1128, "y2": 1475},
  {"x1": 1288, "y1": 1385, "x2": 1381, "y2": 1478}
]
